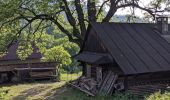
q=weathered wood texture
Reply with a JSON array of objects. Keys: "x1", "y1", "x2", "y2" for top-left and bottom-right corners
[
  {"x1": 80, "y1": 23, "x2": 170, "y2": 75},
  {"x1": 128, "y1": 84, "x2": 170, "y2": 98},
  {"x1": 96, "y1": 67, "x2": 102, "y2": 83},
  {"x1": 0, "y1": 62, "x2": 56, "y2": 72},
  {"x1": 99, "y1": 71, "x2": 118, "y2": 95},
  {"x1": 86, "y1": 65, "x2": 91, "y2": 77},
  {"x1": 69, "y1": 83, "x2": 95, "y2": 96}
]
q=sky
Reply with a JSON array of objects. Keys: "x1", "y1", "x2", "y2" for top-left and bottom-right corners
[
  {"x1": 116, "y1": 0, "x2": 151, "y2": 17},
  {"x1": 103, "y1": 0, "x2": 150, "y2": 17},
  {"x1": 103, "y1": 0, "x2": 169, "y2": 17}
]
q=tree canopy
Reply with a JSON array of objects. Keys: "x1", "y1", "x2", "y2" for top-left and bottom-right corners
[
  {"x1": 0, "y1": 0, "x2": 169, "y2": 54},
  {"x1": 43, "y1": 46, "x2": 71, "y2": 66}
]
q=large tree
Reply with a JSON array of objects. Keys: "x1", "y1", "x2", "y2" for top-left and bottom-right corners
[{"x1": 0, "y1": 0, "x2": 169, "y2": 51}]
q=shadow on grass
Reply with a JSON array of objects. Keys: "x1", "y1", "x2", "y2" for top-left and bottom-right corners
[
  {"x1": 0, "y1": 80, "x2": 55, "y2": 87},
  {"x1": 46, "y1": 84, "x2": 140, "y2": 100},
  {"x1": 45, "y1": 85, "x2": 112, "y2": 100},
  {"x1": 12, "y1": 85, "x2": 52, "y2": 100},
  {"x1": 45, "y1": 85, "x2": 68, "y2": 100}
]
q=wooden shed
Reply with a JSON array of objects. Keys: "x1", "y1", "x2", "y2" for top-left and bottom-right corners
[
  {"x1": 73, "y1": 17, "x2": 170, "y2": 96},
  {"x1": 0, "y1": 43, "x2": 57, "y2": 83}
]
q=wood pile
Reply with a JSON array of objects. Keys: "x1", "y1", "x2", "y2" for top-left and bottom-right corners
[
  {"x1": 70, "y1": 71, "x2": 120, "y2": 96},
  {"x1": 99, "y1": 71, "x2": 118, "y2": 95},
  {"x1": 72, "y1": 77, "x2": 97, "y2": 95},
  {"x1": 70, "y1": 69, "x2": 170, "y2": 98}
]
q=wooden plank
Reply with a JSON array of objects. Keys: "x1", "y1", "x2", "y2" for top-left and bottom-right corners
[
  {"x1": 30, "y1": 71, "x2": 53, "y2": 77},
  {"x1": 96, "y1": 67, "x2": 102, "y2": 83},
  {"x1": 15, "y1": 67, "x2": 55, "y2": 70},
  {"x1": 102, "y1": 72, "x2": 114, "y2": 94},
  {"x1": 107, "y1": 74, "x2": 118, "y2": 94},
  {"x1": 99, "y1": 71, "x2": 118, "y2": 95},
  {"x1": 68, "y1": 83, "x2": 95, "y2": 96},
  {"x1": 99, "y1": 71, "x2": 112, "y2": 93},
  {"x1": 86, "y1": 65, "x2": 91, "y2": 77},
  {"x1": 0, "y1": 62, "x2": 56, "y2": 71}
]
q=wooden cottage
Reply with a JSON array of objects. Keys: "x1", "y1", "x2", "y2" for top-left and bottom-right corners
[
  {"x1": 0, "y1": 43, "x2": 57, "y2": 83},
  {"x1": 73, "y1": 17, "x2": 170, "y2": 96}
]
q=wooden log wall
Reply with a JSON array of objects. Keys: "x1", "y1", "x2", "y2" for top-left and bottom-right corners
[{"x1": 0, "y1": 62, "x2": 56, "y2": 72}]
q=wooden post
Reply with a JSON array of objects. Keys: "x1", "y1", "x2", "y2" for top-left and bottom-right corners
[
  {"x1": 96, "y1": 67, "x2": 102, "y2": 83},
  {"x1": 124, "y1": 76, "x2": 128, "y2": 90},
  {"x1": 86, "y1": 65, "x2": 91, "y2": 78},
  {"x1": 81, "y1": 62, "x2": 86, "y2": 76}
]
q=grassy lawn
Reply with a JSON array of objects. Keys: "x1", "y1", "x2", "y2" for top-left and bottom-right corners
[
  {"x1": 0, "y1": 81, "x2": 66, "y2": 100},
  {"x1": 0, "y1": 82, "x2": 137, "y2": 100},
  {"x1": 0, "y1": 73, "x2": 79, "y2": 100},
  {"x1": 0, "y1": 73, "x2": 167, "y2": 100}
]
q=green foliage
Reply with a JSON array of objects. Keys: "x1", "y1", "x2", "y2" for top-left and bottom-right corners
[
  {"x1": 0, "y1": 0, "x2": 20, "y2": 21},
  {"x1": 0, "y1": 88, "x2": 8, "y2": 99},
  {"x1": 53, "y1": 37, "x2": 79, "y2": 55},
  {"x1": 34, "y1": 31, "x2": 79, "y2": 56},
  {"x1": 146, "y1": 91, "x2": 170, "y2": 100},
  {"x1": 0, "y1": 28, "x2": 18, "y2": 56},
  {"x1": 17, "y1": 42, "x2": 33, "y2": 60},
  {"x1": 43, "y1": 46, "x2": 71, "y2": 66},
  {"x1": 111, "y1": 92, "x2": 138, "y2": 100}
]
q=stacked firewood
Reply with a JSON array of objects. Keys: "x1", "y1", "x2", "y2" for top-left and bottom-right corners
[
  {"x1": 73, "y1": 77, "x2": 97, "y2": 94},
  {"x1": 70, "y1": 71, "x2": 125, "y2": 96},
  {"x1": 99, "y1": 71, "x2": 125, "y2": 95}
]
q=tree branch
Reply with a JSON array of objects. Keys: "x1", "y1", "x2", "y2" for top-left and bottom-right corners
[
  {"x1": 87, "y1": 0, "x2": 97, "y2": 22},
  {"x1": 75, "y1": 0, "x2": 86, "y2": 38},
  {"x1": 49, "y1": 17, "x2": 81, "y2": 46},
  {"x1": 102, "y1": 0, "x2": 117, "y2": 22},
  {"x1": 96, "y1": 0, "x2": 109, "y2": 18},
  {"x1": 62, "y1": 0, "x2": 77, "y2": 26},
  {"x1": 117, "y1": 3, "x2": 156, "y2": 18},
  {"x1": 62, "y1": 0, "x2": 81, "y2": 40}
]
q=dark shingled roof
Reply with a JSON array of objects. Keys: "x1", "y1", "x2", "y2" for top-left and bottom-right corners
[
  {"x1": 0, "y1": 43, "x2": 42, "y2": 61},
  {"x1": 74, "y1": 51, "x2": 113, "y2": 64},
  {"x1": 89, "y1": 22, "x2": 170, "y2": 75}
]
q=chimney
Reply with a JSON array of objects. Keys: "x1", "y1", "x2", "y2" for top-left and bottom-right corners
[{"x1": 156, "y1": 16, "x2": 169, "y2": 34}]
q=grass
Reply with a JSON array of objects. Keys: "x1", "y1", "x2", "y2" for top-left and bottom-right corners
[
  {"x1": 145, "y1": 91, "x2": 170, "y2": 100},
  {"x1": 1, "y1": 73, "x2": 166, "y2": 100},
  {"x1": 60, "y1": 72, "x2": 81, "y2": 81},
  {"x1": 0, "y1": 83, "x2": 138, "y2": 100},
  {"x1": 0, "y1": 73, "x2": 82, "y2": 100},
  {"x1": 56, "y1": 88, "x2": 138, "y2": 100},
  {"x1": 0, "y1": 81, "x2": 66, "y2": 100}
]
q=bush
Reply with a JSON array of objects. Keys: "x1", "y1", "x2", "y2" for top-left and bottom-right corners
[
  {"x1": 146, "y1": 91, "x2": 170, "y2": 100},
  {"x1": 0, "y1": 89, "x2": 8, "y2": 99}
]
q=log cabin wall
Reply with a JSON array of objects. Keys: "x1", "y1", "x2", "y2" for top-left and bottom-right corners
[
  {"x1": 0, "y1": 59, "x2": 41, "y2": 65},
  {"x1": 127, "y1": 71, "x2": 170, "y2": 86}
]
